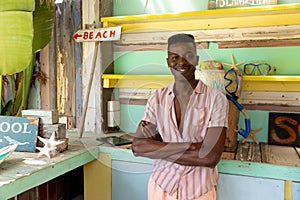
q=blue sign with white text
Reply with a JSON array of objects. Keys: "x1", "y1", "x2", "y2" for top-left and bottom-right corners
[{"x1": 0, "y1": 116, "x2": 38, "y2": 152}]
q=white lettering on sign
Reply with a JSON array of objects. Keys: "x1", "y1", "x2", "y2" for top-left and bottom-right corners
[
  {"x1": 0, "y1": 122, "x2": 32, "y2": 134},
  {"x1": 73, "y1": 26, "x2": 122, "y2": 42},
  {"x1": 214, "y1": 0, "x2": 276, "y2": 8}
]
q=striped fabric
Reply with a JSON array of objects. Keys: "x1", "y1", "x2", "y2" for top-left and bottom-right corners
[{"x1": 142, "y1": 81, "x2": 229, "y2": 200}]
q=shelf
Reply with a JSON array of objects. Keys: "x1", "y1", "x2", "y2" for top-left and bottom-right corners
[
  {"x1": 243, "y1": 75, "x2": 300, "y2": 91},
  {"x1": 102, "y1": 74, "x2": 173, "y2": 89},
  {"x1": 102, "y1": 4, "x2": 300, "y2": 32},
  {"x1": 102, "y1": 74, "x2": 300, "y2": 92}
]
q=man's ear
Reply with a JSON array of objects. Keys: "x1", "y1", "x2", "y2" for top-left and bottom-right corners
[{"x1": 166, "y1": 57, "x2": 171, "y2": 67}]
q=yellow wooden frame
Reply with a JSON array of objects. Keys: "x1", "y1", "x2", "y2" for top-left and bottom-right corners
[
  {"x1": 102, "y1": 74, "x2": 300, "y2": 92},
  {"x1": 102, "y1": 4, "x2": 300, "y2": 32}
]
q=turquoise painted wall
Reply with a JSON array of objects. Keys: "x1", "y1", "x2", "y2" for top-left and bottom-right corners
[
  {"x1": 115, "y1": 44, "x2": 300, "y2": 75},
  {"x1": 113, "y1": 1, "x2": 300, "y2": 142},
  {"x1": 113, "y1": 0, "x2": 300, "y2": 16},
  {"x1": 113, "y1": 0, "x2": 209, "y2": 16}
]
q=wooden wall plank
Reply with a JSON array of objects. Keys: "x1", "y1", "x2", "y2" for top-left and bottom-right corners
[
  {"x1": 218, "y1": 39, "x2": 300, "y2": 48},
  {"x1": 82, "y1": 0, "x2": 101, "y2": 133},
  {"x1": 115, "y1": 25, "x2": 300, "y2": 45},
  {"x1": 244, "y1": 104, "x2": 300, "y2": 112},
  {"x1": 224, "y1": 100, "x2": 239, "y2": 152},
  {"x1": 241, "y1": 91, "x2": 300, "y2": 106},
  {"x1": 40, "y1": 45, "x2": 51, "y2": 109},
  {"x1": 40, "y1": 35, "x2": 57, "y2": 110},
  {"x1": 56, "y1": 1, "x2": 76, "y2": 119},
  {"x1": 101, "y1": 0, "x2": 115, "y2": 133},
  {"x1": 73, "y1": 0, "x2": 83, "y2": 128}
]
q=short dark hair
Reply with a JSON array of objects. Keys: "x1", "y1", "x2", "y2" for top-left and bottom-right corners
[{"x1": 167, "y1": 33, "x2": 196, "y2": 50}]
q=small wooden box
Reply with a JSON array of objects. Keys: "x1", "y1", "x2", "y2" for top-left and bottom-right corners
[
  {"x1": 56, "y1": 138, "x2": 69, "y2": 152},
  {"x1": 22, "y1": 109, "x2": 58, "y2": 124},
  {"x1": 39, "y1": 123, "x2": 66, "y2": 139}
]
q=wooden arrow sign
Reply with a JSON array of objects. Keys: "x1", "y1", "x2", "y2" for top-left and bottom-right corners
[{"x1": 73, "y1": 26, "x2": 122, "y2": 42}]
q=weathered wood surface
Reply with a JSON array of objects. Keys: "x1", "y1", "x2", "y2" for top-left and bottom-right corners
[
  {"x1": 244, "y1": 104, "x2": 300, "y2": 112},
  {"x1": 40, "y1": 44, "x2": 57, "y2": 110},
  {"x1": 261, "y1": 143, "x2": 300, "y2": 167},
  {"x1": 56, "y1": 1, "x2": 76, "y2": 118},
  {"x1": 224, "y1": 100, "x2": 239, "y2": 152},
  {"x1": 81, "y1": 0, "x2": 102, "y2": 133},
  {"x1": 221, "y1": 152, "x2": 235, "y2": 160},
  {"x1": 218, "y1": 39, "x2": 300, "y2": 48},
  {"x1": 115, "y1": 25, "x2": 300, "y2": 45},
  {"x1": 74, "y1": 0, "x2": 83, "y2": 128},
  {"x1": 241, "y1": 91, "x2": 300, "y2": 106},
  {"x1": 236, "y1": 142, "x2": 261, "y2": 162}
]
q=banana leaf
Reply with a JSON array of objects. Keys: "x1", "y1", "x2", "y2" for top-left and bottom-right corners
[
  {"x1": 0, "y1": 0, "x2": 35, "y2": 12},
  {"x1": 0, "y1": 0, "x2": 35, "y2": 75},
  {"x1": 33, "y1": 1, "x2": 54, "y2": 53},
  {"x1": 0, "y1": 11, "x2": 33, "y2": 75}
]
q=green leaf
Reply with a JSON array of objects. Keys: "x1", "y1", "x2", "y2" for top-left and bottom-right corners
[
  {"x1": 1, "y1": 100, "x2": 13, "y2": 116},
  {"x1": 32, "y1": 1, "x2": 54, "y2": 53},
  {"x1": 0, "y1": 0, "x2": 35, "y2": 12},
  {"x1": 0, "y1": 11, "x2": 33, "y2": 75}
]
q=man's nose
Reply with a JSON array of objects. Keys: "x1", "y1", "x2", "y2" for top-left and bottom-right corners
[{"x1": 178, "y1": 56, "x2": 188, "y2": 65}]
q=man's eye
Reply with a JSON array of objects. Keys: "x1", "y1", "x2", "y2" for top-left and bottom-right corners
[
  {"x1": 171, "y1": 56, "x2": 179, "y2": 61},
  {"x1": 185, "y1": 53, "x2": 195, "y2": 60}
]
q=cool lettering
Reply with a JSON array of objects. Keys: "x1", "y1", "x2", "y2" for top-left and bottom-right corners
[{"x1": 0, "y1": 122, "x2": 32, "y2": 134}]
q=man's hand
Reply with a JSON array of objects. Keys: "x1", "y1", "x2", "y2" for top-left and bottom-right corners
[{"x1": 135, "y1": 120, "x2": 162, "y2": 141}]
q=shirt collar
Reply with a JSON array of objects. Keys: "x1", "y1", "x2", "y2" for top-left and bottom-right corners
[{"x1": 167, "y1": 80, "x2": 204, "y2": 96}]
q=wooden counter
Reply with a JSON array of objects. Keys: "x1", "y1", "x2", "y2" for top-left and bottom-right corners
[{"x1": 0, "y1": 134, "x2": 98, "y2": 200}]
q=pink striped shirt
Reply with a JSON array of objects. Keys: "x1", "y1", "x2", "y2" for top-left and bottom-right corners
[{"x1": 142, "y1": 80, "x2": 229, "y2": 200}]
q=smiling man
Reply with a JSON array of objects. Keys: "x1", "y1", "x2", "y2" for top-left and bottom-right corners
[{"x1": 132, "y1": 33, "x2": 229, "y2": 200}]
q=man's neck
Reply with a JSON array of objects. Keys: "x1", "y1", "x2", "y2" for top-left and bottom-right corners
[{"x1": 174, "y1": 79, "x2": 198, "y2": 96}]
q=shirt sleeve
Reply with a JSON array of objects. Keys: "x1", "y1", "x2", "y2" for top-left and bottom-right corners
[
  {"x1": 142, "y1": 91, "x2": 158, "y2": 126},
  {"x1": 208, "y1": 90, "x2": 229, "y2": 128}
]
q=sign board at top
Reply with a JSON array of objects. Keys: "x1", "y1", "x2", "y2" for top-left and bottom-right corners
[
  {"x1": 73, "y1": 26, "x2": 122, "y2": 42},
  {"x1": 209, "y1": 0, "x2": 277, "y2": 9}
]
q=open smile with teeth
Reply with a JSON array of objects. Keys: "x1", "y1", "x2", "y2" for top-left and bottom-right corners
[
  {"x1": 175, "y1": 66, "x2": 192, "y2": 73},
  {"x1": 177, "y1": 68, "x2": 188, "y2": 72}
]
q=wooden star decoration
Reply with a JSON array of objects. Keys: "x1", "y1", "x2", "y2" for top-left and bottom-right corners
[
  {"x1": 222, "y1": 54, "x2": 245, "y2": 70},
  {"x1": 241, "y1": 128, "x2": 262, "y2": 144},
  {"x1": 36, "y1": 132, "x2": 64, "y2": 159}
]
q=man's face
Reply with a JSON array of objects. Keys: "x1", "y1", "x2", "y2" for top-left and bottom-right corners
[{"x1": 167, "y1": 42, "x2": 199, "y2": 82}]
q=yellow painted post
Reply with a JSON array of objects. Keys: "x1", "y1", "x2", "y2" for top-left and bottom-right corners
[
  {"x1": 84, "y1": 153, "x2": 112, "y2": 200},
  {"x1": 284, "y1": 180, "x2": 293, "y2": 200}
]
